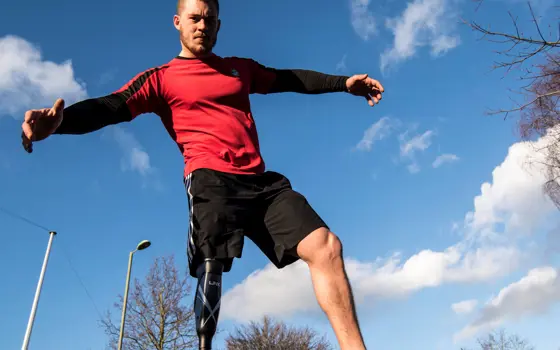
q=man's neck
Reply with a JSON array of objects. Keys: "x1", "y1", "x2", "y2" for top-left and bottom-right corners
[{"x1": 178, "y1": 49, "x2": 214, "y2": 59}]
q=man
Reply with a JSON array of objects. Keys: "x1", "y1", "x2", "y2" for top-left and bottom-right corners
[{"x1": 21, "y1": 0, "x2": 384, "y2": 349}]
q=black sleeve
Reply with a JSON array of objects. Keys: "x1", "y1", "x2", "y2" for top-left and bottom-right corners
[
  {"x1": 266, "y1": 69, "x2": 349, "y2": 94},
  {"x1": 53, "y1": 94, "x2": 133, "y2": 135},
  {"x1": 55, "y1": 66, "x2": 164, "y2": 134}
]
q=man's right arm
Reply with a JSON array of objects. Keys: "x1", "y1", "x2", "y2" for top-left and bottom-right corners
[
  {"x1": 54, "y1": 94, "x2": 133, "y2": 134},
  {"x1": 54, "y1": 66, "x2": 166, "y2": 135}
]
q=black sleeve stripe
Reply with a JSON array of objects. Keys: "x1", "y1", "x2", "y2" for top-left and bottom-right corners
[{"x1": 115, "y1": 67, "x2": 163, "y2": 102}]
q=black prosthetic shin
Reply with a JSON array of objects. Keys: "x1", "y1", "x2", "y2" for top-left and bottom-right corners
[{"x1": 194, "y1": 259, "x2": 224, "y2": 350}]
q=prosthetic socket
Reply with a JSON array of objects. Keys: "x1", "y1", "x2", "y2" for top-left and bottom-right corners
[{"x1": 194, "y1": 259, "x2": 224, "y2": 350}]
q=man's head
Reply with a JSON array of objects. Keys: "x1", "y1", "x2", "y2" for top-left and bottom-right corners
[{"x1": 174, "y1": 0, "x2": 220, "y2": 58}]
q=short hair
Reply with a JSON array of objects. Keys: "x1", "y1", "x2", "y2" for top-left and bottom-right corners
[{"x1": 177, "y1": 0, "x2": 219, "y2": 15}]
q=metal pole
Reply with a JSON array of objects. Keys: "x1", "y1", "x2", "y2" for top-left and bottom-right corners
[
  {"x1": 117, "y1": 250, "x2": 135, "y2": 350},
  {"x1": 22, "y1": 231, "x2": 57, "y2": 350}
]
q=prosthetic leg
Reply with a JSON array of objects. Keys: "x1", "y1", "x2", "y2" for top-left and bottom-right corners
[{"x1": 194, "y1": 259, "x2": 224, "y2": 350}]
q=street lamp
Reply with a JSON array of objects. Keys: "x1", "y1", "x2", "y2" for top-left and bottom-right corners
[
  {"x1": 117, "y1": 240, "x2": 151, "y2": 350},
  {"x1": 137, "y1": 240, "x2": 151, "y2": 251}
]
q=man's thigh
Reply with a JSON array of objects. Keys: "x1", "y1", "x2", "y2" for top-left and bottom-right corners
[
  {"x1": 185, "y1": 169, "x2": 254, "y2": 277},
  {"x1": 246, "y1": 172, "x2": 329, "y2": 268}
]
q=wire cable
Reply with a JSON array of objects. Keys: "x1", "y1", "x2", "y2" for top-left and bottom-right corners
[
  {"x1": 58, "y1": 240, "x2": 105, "y2": 319},
  {"x1": 0, "y1": 205, "x2": 51, "y2": 232},
  {"x1": 0, "y1": 204, "x2": 104, "y2": 319}
]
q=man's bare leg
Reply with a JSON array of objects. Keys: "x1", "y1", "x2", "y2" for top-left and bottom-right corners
[{"x1": 296, "y1": 227, "x2": 366, "y2": 350}]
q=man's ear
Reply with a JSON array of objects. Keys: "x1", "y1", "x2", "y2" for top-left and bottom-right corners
[
  {"x1": 217, "y1": 19, "x2": 221, "y2": 33},
  {"x1": 173, "y1": 14, "x2": 181, "y2": 30}
]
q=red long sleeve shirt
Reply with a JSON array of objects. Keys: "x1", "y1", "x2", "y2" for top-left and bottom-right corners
[{"x1": 55, "y1": 54, "x2": 349, "y2": 177}]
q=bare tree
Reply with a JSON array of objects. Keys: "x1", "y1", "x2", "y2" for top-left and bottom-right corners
[
  {"x1": 100, "y1": 255, "x2": 198, "y2": 350},
  {"x1": 467, "y1": 1, "x2": 559, "y2": 77},
  {"x1": 225, "y1": 315, "x2": 333, "y2": 350},
  {"x1": 465, "y1": 1, "x2": 560, "y2": 206},
  {"x1": 461, "y1": 329, "x2": 535, "y2": 350}
]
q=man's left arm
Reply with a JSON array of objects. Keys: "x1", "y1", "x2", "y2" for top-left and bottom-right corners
[
  {"x1": 266, "y1": 68, "x2": 349, "y2": 94},
  {"x1": 249, "y1": 61, "x2": 384, "y2": 106}
]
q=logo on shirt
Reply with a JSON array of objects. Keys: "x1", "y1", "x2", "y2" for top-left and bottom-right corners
[{"x1": 231, "y1": 68, "x2": 240, "y2": 77}]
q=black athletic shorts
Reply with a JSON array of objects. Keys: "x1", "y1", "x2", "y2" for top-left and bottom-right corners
[{"x1": 183, "y1": 168, "x2": 328, "y2": 277}]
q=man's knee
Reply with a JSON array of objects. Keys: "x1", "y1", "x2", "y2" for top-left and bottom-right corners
[{"x1": 297, "y1": 227, "x2": 343, "y2": 265}]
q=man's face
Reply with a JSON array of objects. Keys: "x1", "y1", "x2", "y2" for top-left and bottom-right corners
[{"x1": 174, "y1": 0, "x2": 220, "y2": 57}]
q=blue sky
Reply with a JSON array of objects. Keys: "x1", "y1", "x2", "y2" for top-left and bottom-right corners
[{"x1": 1, "y1": 0, "x2": 559, "y2": 349}]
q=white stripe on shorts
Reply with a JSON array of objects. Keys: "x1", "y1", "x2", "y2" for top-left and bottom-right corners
[{"x1": 184, "y1": 173, "x2": 196, "y2": 264}]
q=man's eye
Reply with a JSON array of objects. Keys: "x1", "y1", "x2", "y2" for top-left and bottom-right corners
[{"x1": 189, "y1": 15, "x2": 206, "y2": 22}]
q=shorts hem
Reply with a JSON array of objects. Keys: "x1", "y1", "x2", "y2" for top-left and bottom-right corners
[{"x1": 274, "y1": 222, "x2": 330, "y2": 269}]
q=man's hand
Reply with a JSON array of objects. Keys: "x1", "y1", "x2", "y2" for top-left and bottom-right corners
[
  {"x1": 21, "y1": 98, "x2": 65, "y2": 153},
  {"x1": 346, "y1": 74, "x2": 384, "y2": 107}
]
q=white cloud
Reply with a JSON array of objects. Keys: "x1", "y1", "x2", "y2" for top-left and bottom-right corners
[
  {"x1": 431, "y1": 35, "x2": 460, "y2": 56},
  {"x1": 452, "y1": 299, "x2": 478, "y2": 315},
  {"x1": 350, "y1": 0, "x2": 377, "y2": 41},
  {"x1": 399, "y1": 129, "x2": 435, "y2": 173},
  {"x1": 353, "y1": 245, "x2": 520, "y2": 299},
  {"x1": 407, "y1": 163, "x2": 420, "y2": 174},
  {"x1": 0, "y1": 35, "x2": 87, "y2": 118},
  {"x1": 433, "y1": 153, "x2": 459, "y2": 168},
  {"x1": 0, "y1": 35, "x2": 153, "y2": 185},
  {"x1": 545, "y1": 225, "x2": 560, "y2": 255},
  {"x1": 355, "y1": 117, "x2": 395, "y2": 151},
  {"x1": 336, "y1": 54, "x2": 348, "y2": 72},
  {"x1": 222, "y1": 127, "x2": 559, "y2": 324},
  {"x1": 222, "y1": 244, "x2": 520, "y2": 323},
  {"x1": 221, "y1": 262, "x2": 316, "y2": 322},
  {"x1": 454, "y1": 266, "x2": 560, "y2": 341},
  {"x1": 380, "y1": 0, "x2": 460, "y2": 72},
  {"x1": 400, "y1": 129, "x2": 434, "y2": 157},
  {"x1": 464, "y1": 134, "x2": 556, "y2": 237},
  {"x1": 110, "y1": 126, "x2": 154, "y2": 177}
]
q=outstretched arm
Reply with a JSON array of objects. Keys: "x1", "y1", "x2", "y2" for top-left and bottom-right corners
[
  {"x1": 56, "y1": 67, "x2": 165, "y2": 134},
  {"x1": 266, "y1": 68, "x2": 349, "y2": 94},
  {"x1": 250, "y1": 61, "x2": 384, "y2": 107},
  {"x1": 54, "y1": 94, "x2": 137, "y2": 135},
  {"x1": 22, "y1": 67, "x2": 165, "y2": 152}
]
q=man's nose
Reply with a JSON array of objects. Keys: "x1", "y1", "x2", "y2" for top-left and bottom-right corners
[{"x1": 197, "y1": 18, "x2": 208, "y2": 30}]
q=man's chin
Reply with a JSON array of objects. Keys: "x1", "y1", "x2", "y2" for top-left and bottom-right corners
[{"x1": 190, "y1": 44, "x2": 213, "y2": 56}]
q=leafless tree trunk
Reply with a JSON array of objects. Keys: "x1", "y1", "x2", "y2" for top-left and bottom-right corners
[{"x1": 100, "y1": 255, "x2": 198, "y2": 350}]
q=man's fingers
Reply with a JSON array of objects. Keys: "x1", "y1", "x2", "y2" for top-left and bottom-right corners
[
  {"x1": 348, "y1": 75, "x2": 384, "y2": 107},
  {"x1": 24, "y1": 109, "x2": 36, "y2": 123},
  {"x1": 22, "y1": 110, "x2": 36, "y2": 151},
  {"x1": 51, "y1": 98, "x2": 65, "y2": 114},
  {"x1": 20, "y1": 102, "x2": 61, "y2": 152},
  {"x1": 369, "y1": 79, "x2": 384, "y2": 93},
  {"x1": 22, "y1": 119, "x2": 34, "y2": 140},
  {"x1": 21, "y1": 131, "x2": 33, "y2": 153},
  {"x1": 363, "y1": 77, "x2": 384, "y2": 93},
  {"x1": 349, "y1": 74, "x2": 368, "y2": 85}
]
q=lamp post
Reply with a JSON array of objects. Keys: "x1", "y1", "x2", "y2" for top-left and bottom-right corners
[
  {"x1": 117, "y1": 240, "x2": 151, "y2": 350},
  {"x1": 22, "y1": 231, "x2": 57, "y2": 350}
]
